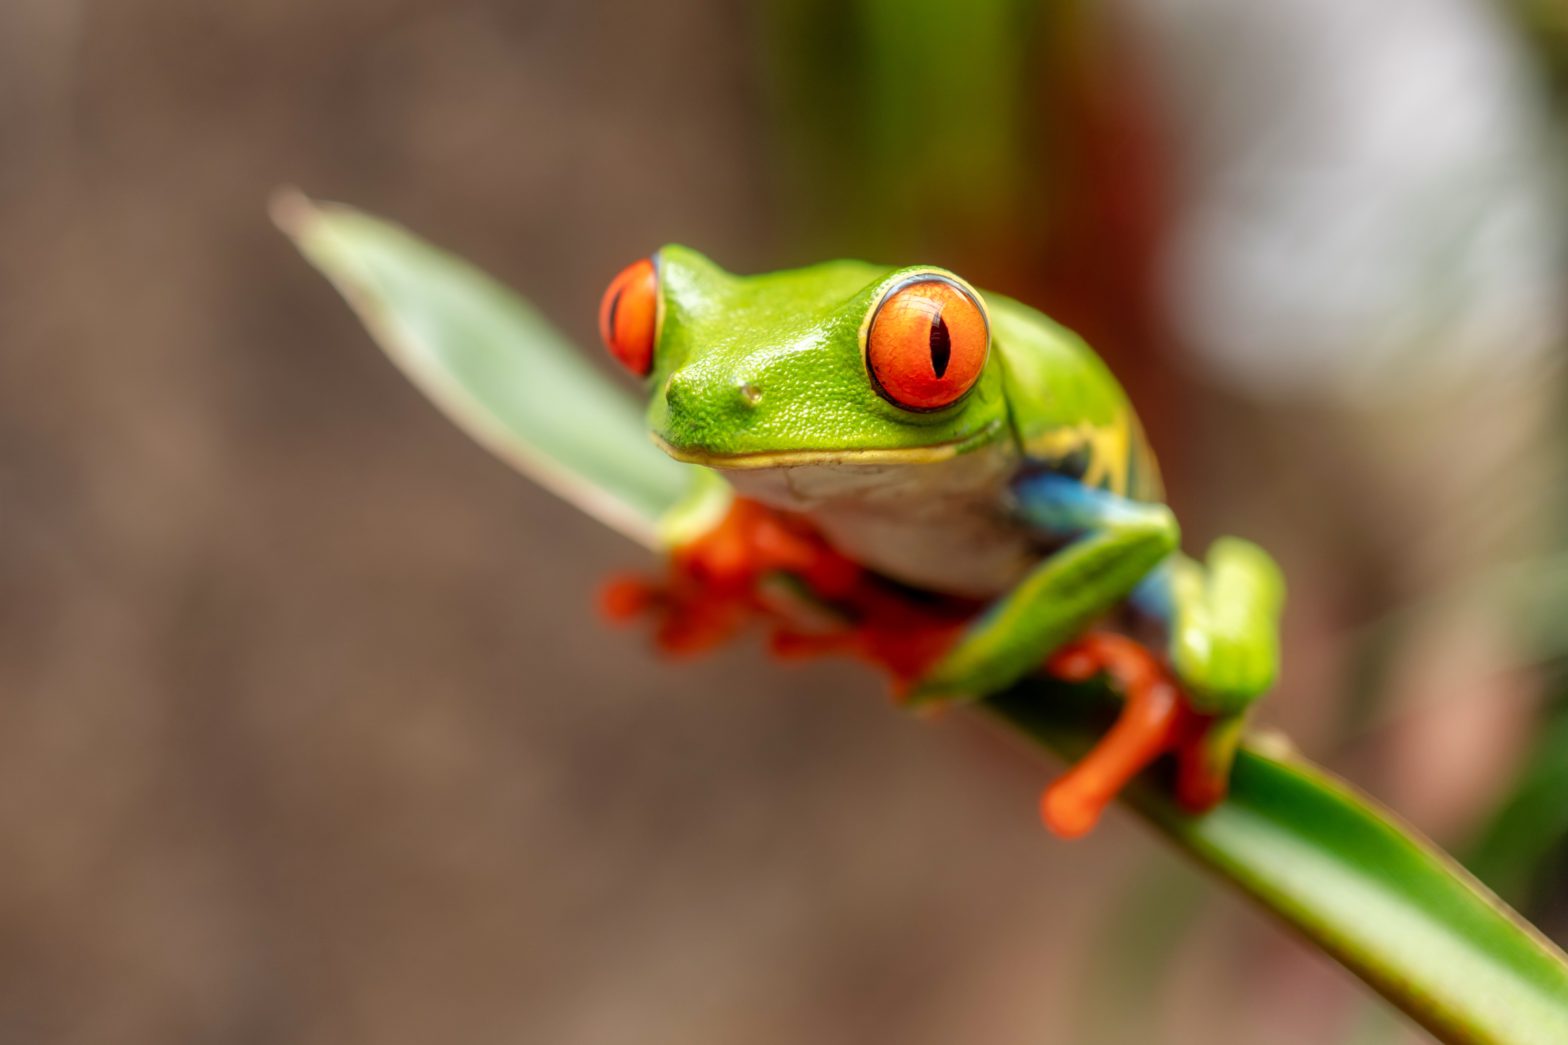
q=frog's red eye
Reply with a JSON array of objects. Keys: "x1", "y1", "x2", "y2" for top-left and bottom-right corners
[
  {"x1": 599, "y1": 257, "x2": 658, "y2": 377},
  {"x1": 866, "y1": 276, "x2": 989, "y2": 411}
]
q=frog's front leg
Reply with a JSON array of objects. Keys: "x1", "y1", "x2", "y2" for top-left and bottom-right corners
[
  {"x1": 911, "y1": 474, "x2": 1180, "y2": 702},
  {"x1": 1132, "y1": 539, "x2": 1285, "y2": 807}
]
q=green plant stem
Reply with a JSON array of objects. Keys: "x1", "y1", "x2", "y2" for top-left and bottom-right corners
[{"x1": 985, "y1": 681, "x2": 1568, "y2": 1044}]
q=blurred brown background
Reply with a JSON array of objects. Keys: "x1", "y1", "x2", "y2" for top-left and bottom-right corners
[{"x1": 2, "y1": 1, "x2": 1564, "y2": 1043}]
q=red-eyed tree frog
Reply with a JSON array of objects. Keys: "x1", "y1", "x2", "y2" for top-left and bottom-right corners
[{"x1": 597, "y1": 249, "x2": 1285, "y2": 837}]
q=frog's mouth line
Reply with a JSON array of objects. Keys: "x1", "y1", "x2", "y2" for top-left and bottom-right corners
[{"x1": 651, "y1": 421, "x2": 1003, "y2": 470}]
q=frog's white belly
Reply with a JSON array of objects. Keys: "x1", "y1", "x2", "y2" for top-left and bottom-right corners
[{"x1": 721, "y1": 442, "x2": 1042, "y2": 599}]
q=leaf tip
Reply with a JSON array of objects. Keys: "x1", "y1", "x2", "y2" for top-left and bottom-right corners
[{"x1": 268, "y1": 185, "x2": 320, "y2": 242}]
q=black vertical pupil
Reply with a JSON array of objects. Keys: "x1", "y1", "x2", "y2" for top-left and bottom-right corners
[
  {"x1": 607, "y1": 285, "x2": 624, "y2": 341},
  {"x1": 929, "y1": 312, "x2": 952, "y2": 379}
]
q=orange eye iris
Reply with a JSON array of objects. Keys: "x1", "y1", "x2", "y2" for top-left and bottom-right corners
[
  {"x1": 866, "y1": 276, "x2": 989, "y2": 411},
  {"x1": 599, "y1": 257, "x2": 658, "y2": 377}
]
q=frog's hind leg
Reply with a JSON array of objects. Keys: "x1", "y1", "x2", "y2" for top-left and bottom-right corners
[{"x1": 1043, "y1": 633, "x2": 1191, "y2": 837}]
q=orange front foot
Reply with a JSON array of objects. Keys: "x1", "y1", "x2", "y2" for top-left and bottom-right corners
[
  {"x1": 601, "y1": 497, "x2": 865, "y2": 659},
  {"x1": 1040, "y1": 634, "x2": 1228, "y2": 838}
]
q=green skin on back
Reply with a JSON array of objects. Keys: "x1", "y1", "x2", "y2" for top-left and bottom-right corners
[{"x1": 641, "y1": 245, "x2": 1283, "y2": 730}]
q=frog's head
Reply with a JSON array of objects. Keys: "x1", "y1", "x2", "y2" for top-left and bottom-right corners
[{"x1": 598, "y1": 246, "x2": 1009, "y2": 474}]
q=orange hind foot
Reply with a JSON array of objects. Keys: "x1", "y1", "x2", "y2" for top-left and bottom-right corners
[{"x1": 1040, "y1": 633, "x2": 1230, "y2": 838}]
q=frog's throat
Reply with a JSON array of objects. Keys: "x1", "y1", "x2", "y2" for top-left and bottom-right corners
[{"x1": 651, "y1": 420, "x2": 1005, "y2": 471}]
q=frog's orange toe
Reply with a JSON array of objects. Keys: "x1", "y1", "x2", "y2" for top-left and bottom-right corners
[
  {"x1": 1173, "y1": 714, "x2": 1236, "y2": 813},
  {"x1": 599, "y1": 575, "x2": 659, "y2": 622},
  {"x1": 1175, "y1": 756, "x2": 1229, "y2": 814},
  {"x1": 1040, "y1": 780, "x2": 1109, "y2": 838}
]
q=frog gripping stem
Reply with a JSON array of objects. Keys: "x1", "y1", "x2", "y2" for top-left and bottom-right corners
[
  {"x1": 1042, "y1": 633, "x2": 1224, "y2": 837},
  {"x1": 607, "y1": 499, "x2": 1237, "y2": 839}
]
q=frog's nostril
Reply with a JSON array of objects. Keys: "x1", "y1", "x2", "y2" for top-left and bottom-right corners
[{"x1": 737, "y1": 381, "x2": 763, "y2": 408}]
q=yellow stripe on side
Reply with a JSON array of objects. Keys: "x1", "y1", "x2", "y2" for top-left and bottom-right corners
[
  {"x1": 1025, "y1": 415, "x2": 1132, "y2": 497},
  {"x1": 1024, "y1": 412, "x2": 1164, "y2": 502}
]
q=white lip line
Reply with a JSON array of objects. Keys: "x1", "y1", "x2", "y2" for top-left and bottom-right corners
[{"x1": 651, "y1": 421, "x2": 1003, "y2": 470}]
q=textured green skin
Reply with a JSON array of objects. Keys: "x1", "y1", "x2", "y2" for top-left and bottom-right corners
[
  {"x1": 647, "y1": 246, "x2": 1283, "y2": 718},
  {"x1": 650, "y1": 246, "x2": 1006, "y2": 460},
  {"x1": 650, "y1": 245, "x2": 1150, "y2": 478}
]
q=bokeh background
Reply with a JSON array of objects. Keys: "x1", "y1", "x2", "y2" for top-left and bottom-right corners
[{"x1": 3, "y1": 1, "x2": 1567, "y2": 1042}]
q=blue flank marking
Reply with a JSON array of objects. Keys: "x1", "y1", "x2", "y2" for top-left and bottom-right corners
[{"x1": 1011, "y1": 472, "x2": 1160, "y2": 539}]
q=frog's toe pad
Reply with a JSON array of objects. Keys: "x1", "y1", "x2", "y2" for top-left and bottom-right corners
[
  {"x1": 1040, "y1": 778, "x2": 1112, "y2": 838},
  {"x1": 1172, "y1": 630, "x2": 1276, "y2": 715}
]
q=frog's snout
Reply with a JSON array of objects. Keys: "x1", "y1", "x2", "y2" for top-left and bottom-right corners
[
  {"x1": 656, "y1": 362, "x2": 776, "y2": 460},
  {"x1": 664, "y1": 367, "x2": 763, "y2": 415}
]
